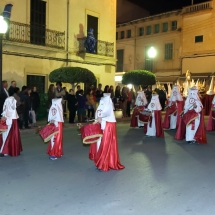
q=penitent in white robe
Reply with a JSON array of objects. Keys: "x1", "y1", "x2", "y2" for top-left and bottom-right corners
[{"x1": 146, "y1": 112, "x2": 156, "y2": 136}]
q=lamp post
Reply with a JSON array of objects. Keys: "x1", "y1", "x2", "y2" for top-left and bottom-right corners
[
  {"x1": 147, "y1": 46, "x2": 157, "y2": 72},
  {"x1": 0, "y1": 16, "x2": 8, "y2": 89}
]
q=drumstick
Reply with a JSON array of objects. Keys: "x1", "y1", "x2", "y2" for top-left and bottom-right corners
[{"x1": 180, "y1": 101, "x2": 197, "y2": 116}]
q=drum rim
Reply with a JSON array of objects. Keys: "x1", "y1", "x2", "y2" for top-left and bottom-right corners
[
  {"x1": 83, "y1": 134, "x2": 103, "y2": 144},
  {"x1": 43, "y1": 131, "x2": 59, "y2": 143}
]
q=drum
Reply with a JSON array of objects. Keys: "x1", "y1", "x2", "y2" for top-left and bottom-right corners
[
  {"x1": 182, "y1": 109, "x2": 199, "y2": 126},
  {"x1": 166, "y1": 104, "x2": 177, "y2": 116},
  {"x1": 80, "y1": 123, "x2": 103, "y2": 144},
  {"x1": 0, "y1": 119, "x2": 8, "y2": 134},
  {"x1": 39, "y1": 123, "x2": 59, "y2": 143},
  {"x1": 138, "y1": 111, "x2": 151, "y2": 124}
]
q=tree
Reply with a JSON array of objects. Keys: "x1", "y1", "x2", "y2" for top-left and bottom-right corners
[
  {"x1": 122, "y1": 70, "x2": 156, "y2": 91},
  {"x1": 49, "y1": 67, "x2": 96, "y2": 88}
]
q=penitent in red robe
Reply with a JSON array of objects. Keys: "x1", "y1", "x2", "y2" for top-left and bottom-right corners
[
  {"x1": 162, "y1": 100, "x2": 184, "y2": 129},
  {"x1": 89, "y1": 122, "x2": 125, "y2": 172},
  {"x1": 47, "y1": 122, "x2": 64, "y2": 158},
  {"x1": 0, "y1": 119, "x2": 22, "y2": 156},
  {"x1": 130, "y1": 106, "x2": 144, "y2": 127},
  {"x1": 175, "y1": 110, "x2": 207, "y2": 144}
]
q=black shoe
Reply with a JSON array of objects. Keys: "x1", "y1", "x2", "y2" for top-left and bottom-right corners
[
  {"x1": 25, "y1": 126, "x2": 31, "y2": 129},
  {"x1": 0, "y1": 153, "x2": 5, "y2": 158},
  {"x1": 139, "y1": 126, "x2": 143, "y2": 128}
]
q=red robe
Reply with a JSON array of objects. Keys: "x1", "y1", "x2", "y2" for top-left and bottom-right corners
[
  {"x1": 204, "y1": 94, "x2": 214, "y2": 116},
  {"x1": 162, "y1": 101, "x2": 184, "y2": 129},
  {"x1": 47, "y1": 122, "x2": 64, "y2": 157},
  {"x1": 175, "y1": 110, "x2": 207, "y2": 144},
  {"x1": 206, "y1": 109, "x2": 215, "y2": 131},
  {"x1": 130, "y1": 106, "x2": 144, "y2": 127},
  {"x1": 154, "y1": 110, "x2": 164, "y2": 138},
  {"x1": 0, "y1": 119, "x2": 22, "y2": 156},
  {"x1": 89, "y1": 122, "x2": 125, "y2": 172}
]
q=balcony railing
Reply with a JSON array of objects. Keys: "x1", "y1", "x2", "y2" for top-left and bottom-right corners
[
  {"x1": 3, "y1": 21, "x2": 65, "y2": 49},
  {"x1": 78, "y1": 38, "x2": 114, "y2": 57},
  {"x1": 182, "y1": 1, "x2": 213, "y2": 14}
]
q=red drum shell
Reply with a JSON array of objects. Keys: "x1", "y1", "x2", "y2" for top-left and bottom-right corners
[
  {"x1": 138, "y1": 112, "x2": 151, "y2": 124},
  {"x1": 80, "y1": 123, "x2": 103, "y2": 144},
  {"x1": 212, "y1": 111, "x2": 215, "y2": 120},
  {"x1": 39, "y1": 123, "x2": 59, "y2": 143},
  {"x1": 166, "y1": 104, "x2": 177, "y2": 116},
  {"x1": 0, "y1": 119, "x2": 8, "y2": 134},
  {"x1": 182, "y1": 110, "x2": 199, "y2": 126}
]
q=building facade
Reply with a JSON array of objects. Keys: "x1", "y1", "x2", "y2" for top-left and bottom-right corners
[
  {"x1": 116, "y1": 0, "x2": 215, "y2": 85},
  {"x1": 181, "y1": 1, "x2": 214, "y2": 77},
  {"x1": 1, "y1": 0, "x2": 116, "y2": 93}
]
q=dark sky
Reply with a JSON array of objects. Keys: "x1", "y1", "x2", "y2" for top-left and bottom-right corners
[{"x1": 128, "y1": 0, "x2": 209, "y2": 14}]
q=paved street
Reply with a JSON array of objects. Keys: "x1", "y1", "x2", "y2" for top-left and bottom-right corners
[{"x1": 1, "y1": 122, "x2": 215, "y2": 215}]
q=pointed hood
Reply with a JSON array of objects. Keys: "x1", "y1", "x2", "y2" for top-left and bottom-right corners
[
  {"x1": 167, "y1": 83, "x2": 172, "y2": 98},
  {"x1": 48, "y1": 98, "x2": 64, "y2": 123},
  {"x1": 206, "y1": 76, "x2": 215, "y2": 95},
  {"x1": 148, "y1": 94, "x2": 162, "y2": 111}
]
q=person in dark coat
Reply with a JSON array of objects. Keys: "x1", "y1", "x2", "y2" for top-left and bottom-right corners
[
  {"x1": 0, "y1": 80, "x2": 9, "y2": 113},
  {"x1": 31, "y1": 86, "x2": 40, "y2": 115},
  {"x1": 8, "y1": 80, "x2": 16, "y2": 96},
  {"x1": 67, "y1": 89, "x2": 78, "y2": 123},
  {"x1": 19, "y1": 86, "x2": 31, "y2": 129}
]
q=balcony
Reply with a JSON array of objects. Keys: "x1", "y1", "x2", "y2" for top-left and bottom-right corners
[
  {"x1": 78, "y1": 38, "x2": 114, "y2": 57},
  {"x1": 182, "y1": 1, "x2": 213, "y2": 14},
  {"x1": 3, "y1": 21, "x2": 65, "y2": 49}
]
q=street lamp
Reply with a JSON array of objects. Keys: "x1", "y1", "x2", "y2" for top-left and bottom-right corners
[
  {"x1": 0, "y1": 16, "x2": 8, "y2": 89},
  {"x1": 147, "y1": 46, "x2": 157, "y2": 72}
]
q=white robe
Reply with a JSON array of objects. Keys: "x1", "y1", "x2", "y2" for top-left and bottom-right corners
[
  {"x1": 146, "y1": 112, "x2": 156, "y2": 136},
  {"x1": 170, "y1": 113, "x2": 177, "y2": 129}
]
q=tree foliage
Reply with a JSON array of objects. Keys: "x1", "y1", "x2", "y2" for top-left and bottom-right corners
[
  {"x1": 122, "y1": 70, "x2": 156, "y2": 86},
  {"x1": 49, "y1": 67, "x2": 96, "y2": 85}
]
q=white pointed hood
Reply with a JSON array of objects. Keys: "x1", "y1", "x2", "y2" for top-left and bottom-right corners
[
  {"x1": 148, "y1": 94, "x2": 162, "y2": 111},
  {"x1": 48, "y1": 98, "x2": 64, "y2": 123},
  {"x1": 184, "y1": 87, "x2": 202, "y2": 110},
  {"x1": 96, "y1": 94, "x2": 116, "y2": 122},
  {"x1": 207, "y1": 76, "x2": 215, "y2": 95},
  {"x1": 169, "y1": 85, "x2": 183, "y2": 103},
  {"x1": 135, "y1": 91, "x2": 147, "y2": 106},
  {"x1": 167, "y1": 83, "x2": 172, "y2": 98},
  {"x1": 2, "y1": 97, "x2": 18, "y2": 125}
]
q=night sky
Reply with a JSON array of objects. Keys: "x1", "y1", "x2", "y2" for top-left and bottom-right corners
[{"x1": 128, "y1": 0, "x2": 209, "y2": 14}]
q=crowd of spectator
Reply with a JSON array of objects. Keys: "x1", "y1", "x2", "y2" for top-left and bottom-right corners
[
  {"x1": 0, "y1": 80, "x2": 40, "y2": 129},
  {"x1": 0, "y1": 80, "x2": 168, "y2": 129}
]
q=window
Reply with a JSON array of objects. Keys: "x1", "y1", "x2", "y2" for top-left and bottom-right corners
[
  {"x1": 139, "y1": 27, "x2": 144, "y2": 36},
  {"x1": 146, "y1": 26, "x2": 152, "y2": 35},
  {"x1": 30, "y1": 0, "x2": 46, "y2": 45},
  {"x1": 87, "y1": 15, "x2": 98, "y2": 51},
  {"x1": 154, "y1": 24, "x2": 160, "y2": 34},
  {"x1": 145, "y1": 46, "x2": 153, "y2": 71},
  {"x1": 27, "y1": 75, "x2": 45, "y2": 93},
  {"x1": 165, "y1": 43, "x2": 173, "y2": 60},
  {"x1": 127, "y1": 29, "x2": 131, "y2": 38},
  {"x1": 121, "y1": 31, "x2": 125, "y2": 39},
  {"x1": 162, "y1": 22, "x2": 168, "y2": 32},
  {"x1": 171, "y1": 21, "x2": 177, "y2": 30},
  {"x1": 195, "y1": 35, "x2": 203, "y2": 43},
  {"x1": 116, "y1": 32, "x2": 118, "y2": 40},
  {"x1": 116, "y1": 49, "x2": 124, "y2": 72}
]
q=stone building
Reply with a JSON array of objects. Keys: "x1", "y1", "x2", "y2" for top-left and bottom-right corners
[
  {"x1": 1, "y1": 0, "x2": 117, "y2": 92},
  {"x1": 116, "y1": 0, "x2": 215, "y2": 85}
]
